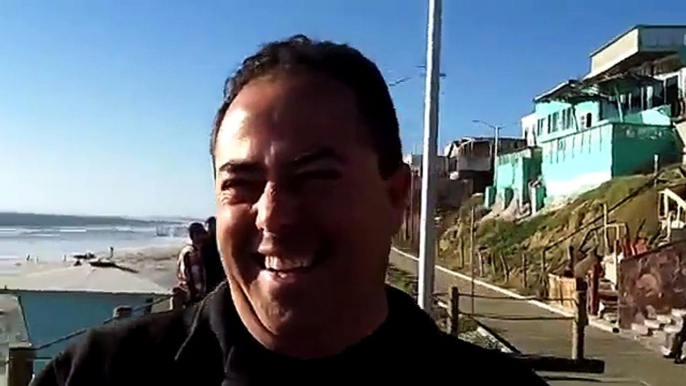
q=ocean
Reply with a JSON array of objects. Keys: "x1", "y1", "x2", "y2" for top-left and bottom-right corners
[{"x1": 0, "y1": 212, "x2": 193, "y2": 270}]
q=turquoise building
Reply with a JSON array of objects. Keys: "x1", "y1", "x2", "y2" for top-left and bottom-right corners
[
  {"x1": 489, "y1": 25, "x2": 686, "y2": 211},
  {"x1": 1, "y1": 263, "x2": 170, "y2": 376}
]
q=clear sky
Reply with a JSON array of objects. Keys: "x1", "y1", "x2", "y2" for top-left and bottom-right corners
[{"x1": 0, "y1": 0, "x2": 684, "y2": 218}]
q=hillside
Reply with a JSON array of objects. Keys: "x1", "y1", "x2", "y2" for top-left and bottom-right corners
[
  {"x1": 433, "y1": 164, "x2": 686, "y2": 294},
  {"x1": 0, "y1": 212, "x2": 176, "y2": 227}
]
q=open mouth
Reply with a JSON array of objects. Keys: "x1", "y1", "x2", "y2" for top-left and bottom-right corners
[{"x1": 253, "y1": 250, "x2": 326, "y2": 275}]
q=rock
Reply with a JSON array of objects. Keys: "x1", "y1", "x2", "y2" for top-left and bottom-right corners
[
  {"x1": 654, "y1": 330, "x2": 670, "y2": 346},
  {"x1": 664, "y1": 324, "x2": 682, "y2": 334},
  {"x1": 672, "y1": 308, "x2": 686, "y2": 318},
  {"x1": 632, "y1": 323, "x2": 651, "y2": 336},
  {"x1": 661, "y1": 345, "x2": 673, "y2": 357},
  {"x1": 645, "y1": 305, "x2": 658, "y2": 319},
  {"x1": 644, "y1": 319, "x2": 664, "y2": 330},
  {"x1": 656, "y1": 314, "x2": 673, "y2": 325},
  {"x1": 603, "y1": 313, "x2": 618, "y2": 324}
]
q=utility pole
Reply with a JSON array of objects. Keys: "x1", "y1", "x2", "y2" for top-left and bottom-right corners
[
  {"x1": 493, "y1": 125, "x2": 500, "y2": 183},
  {"x1": 417, "y1": 0, "x2": 443, "y2": 313},
  {"x1": 472, "y1": 120, "x2": 501, "y2": 183},
  {"x1": 470, "y1": 206, "x2": 475, "y2": 315}
]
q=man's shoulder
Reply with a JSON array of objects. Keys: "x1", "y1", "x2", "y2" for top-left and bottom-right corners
[
  {"x1": 92, "y1": 306, "x2": 190, "y2": 345},
  {"x1": 431, "y1": 333, "x2": 548, "y2": 384},
  {"x1": 33, "y1": 307, "x2": 194, "y2": 385},
  {"x1": 179, "y1": 244, "x2": 196, "y2": 257}
]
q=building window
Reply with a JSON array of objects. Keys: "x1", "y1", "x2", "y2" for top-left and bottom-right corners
[
  {"x1": 550, "y1": 112, "x2": 559, "y2": 132},
  {"x1": 653, "y1": 82, "x2": 665, "y2": 107},
  {"x1": 629, "y1": 89, "x2": 643, "y2": 112},
  {"x1": 666, "y1": 76, "x2": 679, "y2": 106},
  {"x1": 619, "y1": 94, "x2": 629, "y2": 115},
  {"x1": 585, "y1": 113, "x2": 592, "y2": 128},
  {"x1": 537, "y1": 119, "x2": 544, "y2": 136},
  {"x1": 561, "y1": 108, "x2": 572, "y2": 131}
]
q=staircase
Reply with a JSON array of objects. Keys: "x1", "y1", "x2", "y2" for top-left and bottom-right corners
[
  {"x1": 629, "y1": 308, "x2": 686, "y2": 360},
  {"x1": 597, "y1": 278, "x2": 619, "y2": 324},
  {"x1": 658, "y1": 188, "x2": 686, "y2": 244}
]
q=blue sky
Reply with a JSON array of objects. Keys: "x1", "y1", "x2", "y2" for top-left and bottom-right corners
[{"x1": 0, "y1": 0, "x2": 684, "y2": 218}]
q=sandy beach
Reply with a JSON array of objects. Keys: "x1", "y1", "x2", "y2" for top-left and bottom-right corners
[
  {"x1": 110, "y1": 243, "x2": 185, "y2": 289},
  {"x1": 5, "y1": 243, "x2": 185, "y2": 289},
  {"x1": 0, "y1": 242, "x2": 187, "y2": 346}
]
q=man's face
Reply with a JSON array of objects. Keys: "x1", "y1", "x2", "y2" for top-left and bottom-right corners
[{"x1": 213, "y1": 73, "x2": 409, "y2": 339}]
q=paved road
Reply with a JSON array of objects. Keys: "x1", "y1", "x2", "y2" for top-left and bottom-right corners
[{"x1": 390, "y1": 249, "x2": 686, "y2": 386}]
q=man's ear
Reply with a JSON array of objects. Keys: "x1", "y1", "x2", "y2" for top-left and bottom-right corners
[{"x1": 385, "y1": 163, "x2": 412, "y2": 230}]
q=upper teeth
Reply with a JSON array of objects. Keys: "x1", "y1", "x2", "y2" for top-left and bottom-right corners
[{"x1": 264, "y1": 256, "x2": 313, "y2": 271}]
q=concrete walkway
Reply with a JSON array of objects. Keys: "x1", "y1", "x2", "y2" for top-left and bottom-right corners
[{"x1": 390, "y1": 249, "x2": 686, "y2": 386}]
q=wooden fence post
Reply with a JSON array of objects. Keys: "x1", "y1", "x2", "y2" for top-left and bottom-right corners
[
  {"x1": 470, "y1": 250, "x2": 476, "y2": 315},
  {"x1": 499, "y1": 253, "x2": 510, "y2": 283},
  {"x1": 448, "y1": 286, "x2": 460, "y2": 337},
  {"x1": 460, "y1": 237, "x2": 465, "y2": 269},
  {"x1": 567, "y1": 245, "x2": 575, "y2": 275},
  {"x1": 541, "y1": 249, "x2": 548, "y2": 297},
  {"x1": 572, "y1": 278, "x2": 588, "y2": 360},
  {"x1": 8, "y1": 346, "x2": 35, "y2": 386},
  {"x1": 171, "y1": 287, "x2": 185, "y2": 310},
  {"x1": 469, "y1": 207, "x2": 475, "y2": 272}
]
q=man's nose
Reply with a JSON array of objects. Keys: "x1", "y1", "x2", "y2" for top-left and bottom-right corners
[{"x1": 254, "y1": 182, "x2": 297, "y2": 233}]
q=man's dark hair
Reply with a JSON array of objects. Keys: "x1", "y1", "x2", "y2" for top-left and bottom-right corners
[
  {"x1": 188, "y1": 222, "x2": 206, "y2": 238},
  {"x1": 205, "y1": 216, "x2": 216, "y2": 234},
  {"x1": 210, "y1": 34, "x2": 402, "y2": 178}
]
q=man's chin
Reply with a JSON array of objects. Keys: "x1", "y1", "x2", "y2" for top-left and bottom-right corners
[{"x1": 254, "y1": 304, "x2": 325, "y2": 341}]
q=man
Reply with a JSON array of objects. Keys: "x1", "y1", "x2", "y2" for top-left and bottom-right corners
[
  {"x1": 202, "y1": 216, "x2": 226, "y2": 293},
  {"x1": 33, "y1": 35, "x2": 547, "y2": 385},
  {"x1": 667, "y1": 316, "x2": 686, "y2": 364},
  {"x1": 175, "y1": 222, "x2": 207, "y2": 305}
]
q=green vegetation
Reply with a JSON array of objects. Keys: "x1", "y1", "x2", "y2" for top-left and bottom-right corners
[
  {"x1": 386, "y1": 264, "x2": 417, "y2": 295},
  {"x1": 385, "y1": 263, "x2": 477, "y2": 334},
  {"x1": 433, "y1": 164, "x2": 686, "y2": 295}
]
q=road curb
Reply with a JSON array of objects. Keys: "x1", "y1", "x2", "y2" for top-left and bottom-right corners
[{"x1": 391, "y1": 247, "x2": 617, "y2": 334}]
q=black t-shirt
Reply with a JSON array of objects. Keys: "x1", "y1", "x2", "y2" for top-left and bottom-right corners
[
  {"x1": 34, "y1": 284, "x2": 548, "y2": 385},
  {"x1": 200, "y1": 239, "x2": 225, "y2": 293}
]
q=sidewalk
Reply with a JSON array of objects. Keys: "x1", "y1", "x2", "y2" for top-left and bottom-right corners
[{"x1": 390, "y1": 249, "x2": 686, "y2": 386}]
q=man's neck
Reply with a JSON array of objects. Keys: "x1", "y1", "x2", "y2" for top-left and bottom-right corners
[{"x1": 230, "y1": 282, "x2": 389, "y2": 359}]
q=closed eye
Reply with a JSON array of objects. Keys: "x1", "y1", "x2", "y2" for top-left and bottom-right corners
[
  {"x1": 220, "y1": 178, "x2": 261, "y2": 191},
  {"x1": 295, "y1": 169, "x2": 342, "y2": 181}
]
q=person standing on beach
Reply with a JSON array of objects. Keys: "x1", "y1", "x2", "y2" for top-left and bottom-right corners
[
  {"x1": 202, "y1": 216, "x2": 226, "y2": 293},
  {"x1": 175, "y1": 222, "x2": 207, "y2": 305},
  {"x1": 33, "y1": 35, "x2": 546, "y2": 385}
]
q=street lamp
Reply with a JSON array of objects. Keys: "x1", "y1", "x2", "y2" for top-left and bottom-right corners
[
  {"x1": 472, "y1": 119, "x2": 501, "y2": 183},
  {"x1": 387, "y1": 68, "x2": 446, "y2": 88},
  {"x1": 417, "y1": 0, "x2": 442, "y2": 313}
]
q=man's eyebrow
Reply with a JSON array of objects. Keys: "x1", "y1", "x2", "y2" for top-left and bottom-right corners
[
  {"x1": 289, "y1": 147, "x2": 343, "y2": 170},
  {"x1": 217, "y1": 160, "x2": 264, "y2": 175}
]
